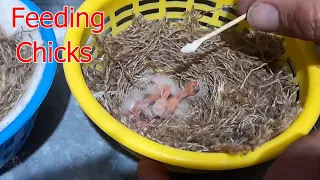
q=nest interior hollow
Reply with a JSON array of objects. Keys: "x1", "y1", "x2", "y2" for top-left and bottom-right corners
[
  {"x1": 0, "y1": 27, "x2": 35, "y2": 120},
  {"x1": 82, "y1": 9, "x2": 302, "y2": 154}
]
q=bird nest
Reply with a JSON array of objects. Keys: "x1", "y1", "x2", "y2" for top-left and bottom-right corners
[
  {"x1": 0, "y1": 27, "x2": 34, "y2": 120},
  {"x1": 82, "y1": 9, "x2": 302, "y2": 154}
]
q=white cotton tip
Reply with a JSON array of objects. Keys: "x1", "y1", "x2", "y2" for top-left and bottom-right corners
[
  {"x1": 150, "y1": 75, "x2": 181, "y2": 96},
  {"x1": 180, "y1": 40, "x2": 202, "y2": 53},
  {"x1": 53, "y1": 27, "x2": 67, "y2": 46},
  {"x1": 173, "y1": 100, "x2": 190, "y2": 119}
]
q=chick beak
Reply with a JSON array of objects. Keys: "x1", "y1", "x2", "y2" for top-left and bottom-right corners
[
  {"x1": 185, "y1": 80, "x2": 200, "y2": 97},
  {"x1": 193, "y1": 81, "x2": 200, "y2": 95}
]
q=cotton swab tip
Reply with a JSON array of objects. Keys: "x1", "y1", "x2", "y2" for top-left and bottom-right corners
[
  {"x1": 180, "y1": 40, "x2": 203, "y2": 53},
  {"x1": 180, "y1": 14, "x2": 247, "y2": 54}
]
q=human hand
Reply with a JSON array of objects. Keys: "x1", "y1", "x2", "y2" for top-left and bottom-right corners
[
  {"x1": 263, "y1": 130, "x2": 320, "y2": 180},
  {"x1": 137, "y1": 159, "x2": 169, "y2": 180},
  {"x1": 136, "y1": 130, "x2": 320, "y2": 180},
  {"x1": 237, "y1": 0, "x2": 320, "y2": 42}
]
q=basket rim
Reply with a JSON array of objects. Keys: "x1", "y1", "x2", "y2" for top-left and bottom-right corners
[
  {"x1": 63, "y1": 0, "x2": 320, "y2": 170},
  {"x1": 0, "y1": 0, "x2": 57, "y2": 145}
]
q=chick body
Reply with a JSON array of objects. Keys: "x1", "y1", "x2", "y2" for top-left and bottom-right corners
[
  {"x1": 152, "y1": 99, "x2": 168, "y2": 118},
  {"x1": 120, "y1": 88, "x2": 145, "y2": 116}
]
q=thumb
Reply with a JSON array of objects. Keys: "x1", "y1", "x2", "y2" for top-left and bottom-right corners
[{"x1": 241, "y1": 0, "x2": 320, "y2": 41}]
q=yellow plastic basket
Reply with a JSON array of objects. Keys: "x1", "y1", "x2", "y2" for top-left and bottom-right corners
[{"x1": 63, "y1": 0, "x2": 320, "y2": 171}]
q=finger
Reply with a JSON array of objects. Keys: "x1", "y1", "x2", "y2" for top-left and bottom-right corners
[
  {"x1": 137, "y1": 159, "x2": 169, "y2": 180},
  {"x1": 245, "y1": 0, "x2": 320, "y2": 41},
  {"x1": 237, "y1": 0, "x2": 257, "y2": 15}
]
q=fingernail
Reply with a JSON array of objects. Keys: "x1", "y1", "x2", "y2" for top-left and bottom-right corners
[{"x1": 247, "y1": 3, "x2": 280, "y2": 31}]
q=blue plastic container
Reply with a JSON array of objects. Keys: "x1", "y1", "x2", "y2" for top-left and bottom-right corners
[{"x1": 0, "y1": 0, "x2": 57, "y2": 169}]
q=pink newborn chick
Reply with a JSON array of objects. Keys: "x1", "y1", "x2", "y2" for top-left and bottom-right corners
[
  {"x1": 120, "y1": 89, "x2": 146, "y2": 125},
  {"x1": 131, "y1": 93, "x2": 161, "y2": 126},
  {"x1": 152, "y1": 84, "x2": 171, "y2": 118},
  {"x1": 167, "y1": 80, "x2": 200, "y2": 112}
]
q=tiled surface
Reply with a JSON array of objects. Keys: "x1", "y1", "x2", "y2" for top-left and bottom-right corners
[{"x1": 0, "y1": 0, "x2": 319, "y2": 179}]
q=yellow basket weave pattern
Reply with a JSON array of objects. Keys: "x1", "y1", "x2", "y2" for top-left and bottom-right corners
[{"x1": 63, "y1": 0, "x2": 320, "y2": 171}]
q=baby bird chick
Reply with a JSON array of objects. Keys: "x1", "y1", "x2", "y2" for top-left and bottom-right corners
[
  {"x1": 187, "y1": 81, "x2": 208, "y2": 102},
  {"x1": 167, "y1": 80, "x2": 200, "y2": 112},
  {"x1": 131, "y1": 92, "x2": 161, "y2": 126},
  {"x1": 120, "y1": 88, "x2": 145, "y2": 119},
  {"x1": 139, "y1": 84, "x2": 162, "y2": 120},
  {"x1": 151, "y1": 75, "x2": 181, "y2": 96},
  {"x1": 152, "y1": 84, "x2": 171, "y2": 118}
]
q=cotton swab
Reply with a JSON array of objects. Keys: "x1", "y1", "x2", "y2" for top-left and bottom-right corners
[{"x1": 180, "y1": 13, "x2": 247, "y2": 53}]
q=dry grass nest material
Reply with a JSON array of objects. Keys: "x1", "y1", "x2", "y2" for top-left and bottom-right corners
[
  {"x1": 0, "y1": 27, "x2": 34, "y2": 120},
  {"x1": 83, "y1": 9, "x2": 303, "y2": 154}
]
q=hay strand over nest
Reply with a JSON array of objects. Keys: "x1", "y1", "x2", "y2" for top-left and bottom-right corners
[
  {"x1": 83, "y1": 9, "x2": 302, "y2": 154},
  {"x1": 0, "y1": 27, "x2": 34, "y2": 120}
]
